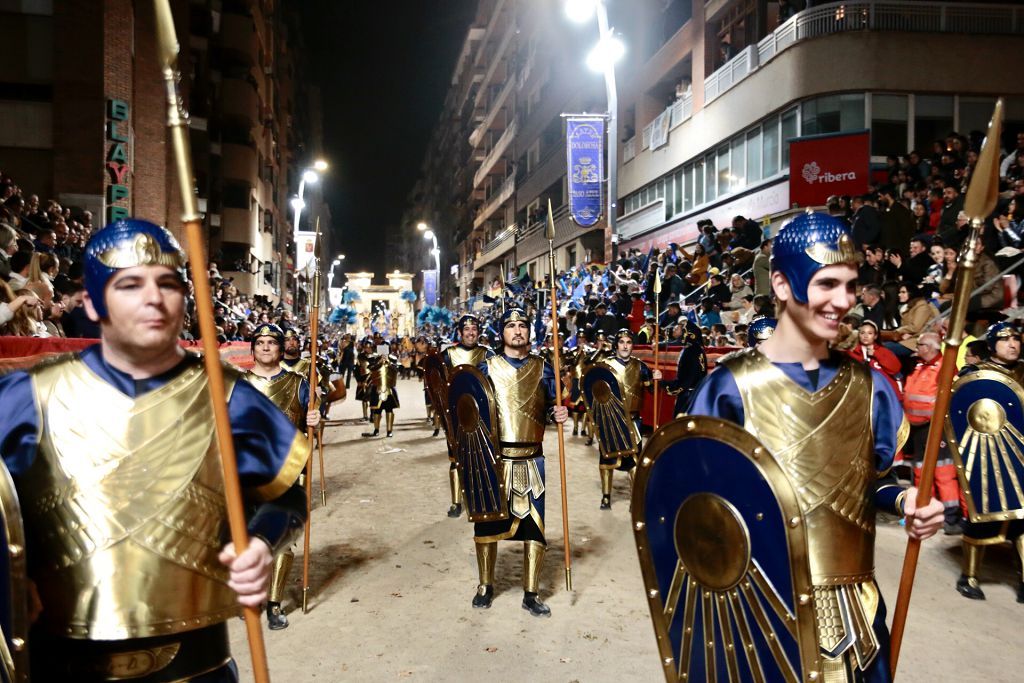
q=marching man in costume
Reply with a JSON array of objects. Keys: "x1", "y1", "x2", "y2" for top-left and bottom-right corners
[
  {"x1": 663, "y1": 317, "x2": 708, "y2": 418},
  {"x1": 364, "y1": 351, "x2": 400, "y2": 438},
  {"x1": 244, "y1": 323, "x2": 321, "y2": 630},
  {"x1": 0, "y1": 219, "x2": 308, "y2": 681},
  {"x1": 281, "y1": 327, "x2": 309, "y2": 375},
  {"x1": 440, "y1": 315, "x2": 493, "y2": 518},
  {"x1": 472, "y1": 308, "x2": 568, "y2": 617},
  {"x1": 951, "y1": 321, "x2": 1024, "y2": 602},
  {"x1": 589, "y1": 329, "x2": 661, "y2": 509},
  {"x1": 688, "y1": 212, "x2": 943, "y2": 681}
]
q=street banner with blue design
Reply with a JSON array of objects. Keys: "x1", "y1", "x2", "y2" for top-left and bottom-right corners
[
  {"x1": 423, "y1": 269, "x2": 438, "y2": 306},
  {"x1": 566, "y1": 116, "x2": 605, "y2": 228}
]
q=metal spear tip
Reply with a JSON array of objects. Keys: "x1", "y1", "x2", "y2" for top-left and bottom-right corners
[
  {"x1": 153, "y1": 0, "x2": 181, "y2": 69},
  {"x1": 653, "y1": 269, "x2": 662, "y2": 294},
  {"x1": 545, "y1": 199, "x2": 556, "y2": 240},
  {"x1": 964, "y1": 98, "x2": 1004, "y2": 222}
]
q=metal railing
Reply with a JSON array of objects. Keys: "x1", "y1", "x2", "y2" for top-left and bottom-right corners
[
  {"x1": 473, "y1": 174, "x2": 516, "y2": 229},
  {"x1": 473, "y1": 119, "x2": 518, "y2": 188},
  {"x1": 480, "y1": 222, "x2": 518, "y2": 255},
  {"x1": 704, "y1": 44, "x2": 757, "y2": 104}
]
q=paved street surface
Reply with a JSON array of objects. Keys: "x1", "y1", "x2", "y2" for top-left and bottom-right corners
[{"x1": 232, "y1": 377, "x2": 1023, "y2": 681}]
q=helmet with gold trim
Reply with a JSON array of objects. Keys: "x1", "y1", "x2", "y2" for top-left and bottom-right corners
[
  {"x1": 770, "y1": 210, "x2": 856, "y2": 304},
  {"x1": 251, "y1": 323, "x2": 285, "y2": 351}
]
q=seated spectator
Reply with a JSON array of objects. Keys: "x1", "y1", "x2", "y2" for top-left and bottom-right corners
[
  {"x1": 848, "y1": 320, "x2": 902, "y2": 398},
  {"x1": 679, "y1": 244, "x2": 710, "y2": 286},
  {"x1": 697, "y1": 297, "x2": 721, "y2": 327},
  {"x1": 967, "y1": 237, "x2": 1002, "y2": 312},
  {"x1": 7, "y1": 250, "x2": 31, "y2": 290},
  {"x1": 722, "y1": 273, "x2": 752, "y2": 310},
  {"x1": 881, "y1": 283, "x2": 940, "y2": 362},
  {"x1": 9, "y1": 288, "x2": 48, "y2": 336},
  {"x1": 705, "y1": 272, "x2": 731, "y2": 306}
]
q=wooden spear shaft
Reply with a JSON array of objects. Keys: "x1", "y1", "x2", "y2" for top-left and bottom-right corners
[
  {"x1": 652, "y1": 270, "x2": 662, "y2": 430},
  {"x1": 153, "y1": 2, "x2": 269, "y2": 680},
  {"x1": 546, "y1": 200, "x2": 573, "y2": 591},
  {"x1": 302, "y1": 228, "x2": 322, "y2": 614}
]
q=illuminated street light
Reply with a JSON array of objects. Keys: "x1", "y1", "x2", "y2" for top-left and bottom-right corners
[
  {"x1": 564, "y1": 0, "x2": 595, "y2": 23},
  {"x1": 416, "y1": 221, "x2": 429, "y2": 232},
  {"x1": 290, "y1": 197, "x2": 305, "y2": 211},
  {"x1": 313, "y1": 159, "x2": 329, "y2": 172},
  {"x1": 423, "y1": 229, "x2": 435, "y2": 242},
  {"x1": 586, "y1": 33, "x2": 625, "y2": 73}
]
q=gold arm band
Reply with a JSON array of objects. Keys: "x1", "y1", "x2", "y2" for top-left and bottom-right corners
[{"x1": 254, "y1": 431, "x2": 311, "y2": 501}]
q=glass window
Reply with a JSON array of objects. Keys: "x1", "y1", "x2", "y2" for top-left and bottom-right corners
[
  {"x1": 746, "y1": 128, "x2": 762, "y2": 183},
  {"x1": 674, "y1": 170, "x2": 684, "y2": 215},
  {"x1": 655, "y1": 179, "x2": 664, "y2": 200},
  {"x1": 763, "y1": 115, "x2": 779, "y2": 177},
  {"x1": 914, "y1": 95, "x2": 954, "y2": 154},
  {"x1": 871, "y1": 94, "x2": 908, "y2": 156},
  {"x1": 959, "y1": 98, "x2": 999, "y2": 139},
  {"x1": 664, "y1": 175, "x2": 674, "y2": 220},
  {"x1": 693, "y1": 159, "x2": 704, "y2": 207},
  {"x1": 731, "y1": 136, "x2": 745, "y2": 190},
  {"x1": 704, "y1": 153, "x2": 717, "y2": 202},
  {"x1": 801, "y1": 94, "x2": 865, "y2": 136},
  {"x1": 717, "y1": 146, "x2": 730, "y2": 197},
  {"x1": 684, "y1": 164, "x2": 695, "y2": 211},
  {"x1": 781, "y1": 108, "x2": 798, "y2": 169}
]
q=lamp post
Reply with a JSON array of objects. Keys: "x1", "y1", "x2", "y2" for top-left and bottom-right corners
[
  {"x1": 290, "y1": 159, "x2": 328, "y2": 313},
  {"x1": 328, "y1": 254, "x2": 345, "y2": 290},
  {"x1": 565, "y1": 0, "x2": 623, "y2": 261},
  {"x1": 418, "y1": 222, "x2": 441, "y2": 306}
]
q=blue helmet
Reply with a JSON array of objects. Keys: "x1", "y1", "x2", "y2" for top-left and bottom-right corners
[
  {"x1": 986, "y1": 321, "x2": 1021, "y2": 354},
  {"x1": 770, "y1": 211, "x2": 857, "y2": 304},
  {"x1": 251, "y1": 323, "x2": 285, "y2": 351},
  {"x1": 748, "y1": 316, "x2": 777, "y2": 347},
  {"x1": 457, "y1": 314, "x2": 481, "y2": 333},
  {"x1": 499, "y1": 307, "x2": 531, "y2": 340},
  {"x1": 83, "y1": 219, "x2": 186, "y2": 319}
]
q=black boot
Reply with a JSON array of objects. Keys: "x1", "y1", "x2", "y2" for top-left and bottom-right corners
[
  {"x1": 585, "y1": 436, "x2": 594, "y2": 447},
  {"x1": 1017, "y1": 581, "x2": 1024, "y2": 604},
  {"x1": 266, "y1": 602, "x2": 289, "y2": 630},
  {"x1": 943, "y1": 507, "x2": 964, "y2": 535},
  {"x1": 447, "y1": 503, "x2": 463, "y2": 518},
  {"x1": 522, "y1": 592, "x2": 550, "y2": 617},
  {"x1": 432, "y1": 428, "x2": 440, "y2": 437},
  {"x1": 600, "y1": 494, "x2": 612, "y2": 510},
  {"x1": 472, "y1": 585, "x2": 493, "y2": 609},
  {"x1": 362, "y1": 429, "x2": 379, "y2": 438},
  {"x1": 956, "y1": 574, "x2": 986, "y2": 600},
  {"x1": 572, "y1": 426, "x2": 578, "y2": 436}
]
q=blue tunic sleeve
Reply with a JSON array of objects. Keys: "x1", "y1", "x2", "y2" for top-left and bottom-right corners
[
  {"x1": 870, "y1": 368, "x2": 908, "y2": 515},
  {"x1": 687, "y1": 366, "x2": 745, "y2": 423},
  {"x1": 0, "y1": 371, "x2": 40, "y2": 477}
]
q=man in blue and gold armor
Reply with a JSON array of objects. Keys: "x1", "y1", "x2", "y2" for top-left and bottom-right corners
[
  {"x1": 595, "y1": 329, "x2": 660, "y2": 509},
  {"x1": 689, "y1": 211, "x2": 943, "y2": 682},
  {"x1": 243, "y1": 323, "x2": 320, "y2": 630},
  {"x1": 0, "y1": 219, "x2": 308, "y2": 682},
  {"x1": 441, "y1": 315, "x2": 493, "y2": 518},
  {"x1": 954, "y1": 321, "x2": 1024, "y2": 602},
  {"x1": 472, "y1": 308, "x2": 568, "y2": 617},
  {"x1": 364, "y1": 351, "x2": 400, "y2": 438}
]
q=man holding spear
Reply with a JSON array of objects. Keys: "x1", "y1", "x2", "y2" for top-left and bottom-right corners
[{"x1": 0, "y1": 219, "x2": 309, "y2": 681}]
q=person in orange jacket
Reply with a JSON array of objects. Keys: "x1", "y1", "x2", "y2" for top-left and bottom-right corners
[{"x1": 903, "y1": 331, "x2": 963, "y2": 534}]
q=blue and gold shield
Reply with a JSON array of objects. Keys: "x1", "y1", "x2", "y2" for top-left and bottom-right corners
[
  {"x1": 946, "y1": 369, "x2": 1024, "y2": 522},
  {"x1": 633, "y1": 417, "x2": 820, "y2": 683},
  {"x1": 0, "y1": 461, "x2": 27, "y2": 682},
  {"x1": 583, "y1": 364, "x2": 640, "y2": 460},
  {"x1": 447, "y1": 366, "x2": 509, "y2": 524}
]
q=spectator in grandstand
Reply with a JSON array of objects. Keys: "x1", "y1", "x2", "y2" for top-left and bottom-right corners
[
  {"x1": 752, "y1": 238, "x2": 771, "y2": 296},
  {"x1": 851, "y1": 194, "x2": 881, "y2": 247},
  {"x1": 881, "y1": 283, "x2": 940, "y2": 362}
]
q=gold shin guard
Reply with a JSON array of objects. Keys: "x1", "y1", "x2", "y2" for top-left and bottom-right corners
[
  {"x1": 600, "y1": 468, "x2": 613, "y2": 496},
  {"x1": 523, "y1": 541, "x2": 545, "y2": 593},
  {"x1": 450, "y1": 466, "x2": 462, "y2": 506},
  {"x1": 269, "y1": 549, "x2": 294, "y2": 604},
  {"x1": 961, "y1": 540, "x2": 985, "y2": 579},
  {"x1": 386, "y1": 411, "x2": 395, "y2": 433},
  {"x1": 475, "y1": 541, "x2": 497, "y2": 587},
  {"x1": 372, "y1": 412, "x2": 382, "y2": 432}
]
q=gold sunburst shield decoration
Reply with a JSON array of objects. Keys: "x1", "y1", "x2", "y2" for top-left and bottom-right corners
[
  {"x1": 945, "y1": 369, "x2": 1024, "y2": 522},
  {"x1": 633, "y1": 417, "x2": 821, "y2": 682}
]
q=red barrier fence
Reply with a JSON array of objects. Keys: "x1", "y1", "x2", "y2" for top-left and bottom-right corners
[{"x1": 0, "y1": 337, "x2": 255, "y2": 373}]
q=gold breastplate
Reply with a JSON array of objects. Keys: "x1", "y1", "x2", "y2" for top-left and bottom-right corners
[
  {"x1": 725, "y1": 350, "x2": 876, "y2": 585},
  {"x1": 487, "y1": 355, "x2": 546, "y2": 456},
  {"x1": 24, "y1": 356, "x2": 240, "y2": 640},
  {"x1": 602, "y1": 357, "x2": 643, "y2": 415},
  {"x1": 373, "y1": 361, "x2": 396, "y2": 389},
  {"x1": 245, "y1": 369, "x2": 304, "y2": 428},
  {"x1": 445, "y1": 344, "x2": 487, "y2": 368}
]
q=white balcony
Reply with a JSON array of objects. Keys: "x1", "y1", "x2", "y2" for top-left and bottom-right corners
[
  {"x1": 469, "y1": 78, "x2": 514, "y2": 148},
  {"x1": 473, "y1": 119, "x2": 517, "y2": 188},
  {"x1": 473, "y1": 175, "x2": 516, "y2": 229}
]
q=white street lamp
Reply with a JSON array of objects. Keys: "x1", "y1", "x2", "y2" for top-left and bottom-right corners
[
  {"x1": 586, "y1": 33, "x2": 625, "y2": 73},
  {"x1": 565, "y1": 0, "x2": 596, "y2": 23}
]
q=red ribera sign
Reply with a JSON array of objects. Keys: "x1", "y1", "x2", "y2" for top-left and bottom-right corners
[{"x1": 788, "y1": 130, "x2": 869, "y2": 207}]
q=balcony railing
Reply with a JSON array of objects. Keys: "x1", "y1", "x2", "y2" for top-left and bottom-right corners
[
  {"x1": 473, "y1": 119, "x2": 517, "y2": 188},
  {"x1": 706, "y1": 0, "x2": 1024, "y2": 105},
  {"x1": 473, "y1": 174, "x2": 516, "y2": 229},
  {"x1": 469, "y1": 78, "x2": 514, "y2": 148}
]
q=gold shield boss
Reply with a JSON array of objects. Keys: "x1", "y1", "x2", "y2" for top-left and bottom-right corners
[{"x1": 23, "y1": 358, "x2": 246, "y2": 640}]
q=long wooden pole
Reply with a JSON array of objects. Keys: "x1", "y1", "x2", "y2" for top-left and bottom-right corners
[
  {"x1": 889, "y1": 98, "x2": 1003, "y2": 679},
  {"x1": 652, "y1": 269, "x2": 662, "y2": 430},
  {"x1": 153, "y1": 3, "x2": 269, "y2": 681},
  {"x1": 546, "y1": 200, "x2": 573, "y2": 591},
  {"x1": 302, "y1": 227, "x2": 322, "y2": 614}
]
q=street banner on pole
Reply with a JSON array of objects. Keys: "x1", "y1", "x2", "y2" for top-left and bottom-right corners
[
  {"x1": 566, "y1": 116, "x2": 605, "y2": 228},
  {"x1": 295, "y1": 230, "x2": 318, "y2": 273},
  {"x1": 423, "y1": 269, "x2": 438, "y2": 306}
]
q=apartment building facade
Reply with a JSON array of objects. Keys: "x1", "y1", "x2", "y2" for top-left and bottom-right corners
[
  {"x1": 0, "y1": 0, "x2": 324, "y2": 304},
  {"x1": 614, "y1": 0, "x2": 1024, "y2": 252}
]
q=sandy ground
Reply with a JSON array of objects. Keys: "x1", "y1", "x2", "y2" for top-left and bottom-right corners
[{"x1": 231, "y1": 376, "x2": 1023, "y2": 682}]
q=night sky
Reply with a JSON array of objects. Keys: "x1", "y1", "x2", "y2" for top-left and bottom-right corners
[{"x1": 298, "y1": 1, "x2": 477, "y2": 276}]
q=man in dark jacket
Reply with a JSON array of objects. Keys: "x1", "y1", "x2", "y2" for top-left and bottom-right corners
[
  {"x1": 730, "y1": 215, "x2": 763, "y2": 250},
  {"x1": 938, "y1": 186, "x2": 965, "y2": 245},
  {"x1": 878, "y1": 185, "x2": 916, "y2": 252},
  {"x1": 850, "y1": 194, "x2": 882, "y2": 248},
  {"x1": 897, "y1": 237, "x2": 935, "y2": 286}
]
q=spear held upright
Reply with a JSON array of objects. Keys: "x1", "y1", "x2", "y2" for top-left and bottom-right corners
[
  {"x1": 546, "y1": 200, "x2": 573, "y2": 591},
  {"x1": 302, "y1": 225, "x2": 323, "y2": 613},
  {"x1": 652, "y1": 268, "x2": 662, "y2": 430},
  {"x1": 152, "y1": 2, "x2": 270, "y2": 681},
  {"x1": 888, "y1": 98, "x2": 1004, "y2": 679}
]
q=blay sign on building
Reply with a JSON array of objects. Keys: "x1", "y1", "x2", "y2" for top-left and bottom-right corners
[
  {"x1": 105, "y1": 98, "x2": 131, "y2": 223},
  {"x1": 788, "y1": 130, "x2": 869, "y2": 207}
]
